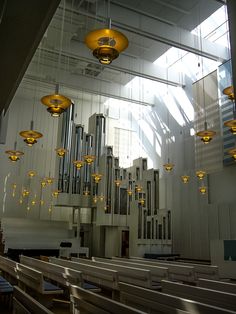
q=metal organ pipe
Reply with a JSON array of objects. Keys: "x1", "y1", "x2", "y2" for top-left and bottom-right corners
[
  {"x1": 58, "y1": 103, "x2": 74, "y2": 193},
  {"x1": 95, "y1": 114, "x2": 106, "y2": 169},
  {"x1": 72, "y1": 125, "x2": 84, "y2": 194},
  {"x1": 83, "y1": 134, "x2": 93, "y2": 193}
]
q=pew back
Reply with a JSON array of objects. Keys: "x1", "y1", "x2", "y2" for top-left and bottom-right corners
[
  {"x1": 49, "y1": 257, "x2": 119, "y2": 290},
  {"x1": 20, "y1": 255, "x2": 83, "y2": 287},
  {"x1": 94, "y1": 257, "x2": 169, "y2": 284},
  {"x1": 148, "y1": 259, "x2": 219, "y2": 280},
  {"x1": 119, "y1": 282, "x2": 236, "y2": 314},
  {"x1": 162, "y1": 280, "x2": 236, "y2": 312},
  {"x1": 112, "y1": 257, "x2": 195, "y2": 283},
  {"x1": 16, "y1": 263, "x2": 63, "y2": 295},
  {"x1": 70, "y1": 284, "x2": 146, "y2": 314},
  {"x1": 13, "y1": 286, "x2": 53, "y2": 314},
  {"x1": 198, "y1": 278, "x2": 236, "y2": 294},
  {"x1": 0, "y1": 255, "x2": 17, "y2": 279},
  {"x1": 72, "y1": 257, "x2": 152, "y2": 288}
]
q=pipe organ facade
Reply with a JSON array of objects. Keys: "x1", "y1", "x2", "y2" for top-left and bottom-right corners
[{"x1": 56, "y1": 112, "x2": 172, "y2": 257}]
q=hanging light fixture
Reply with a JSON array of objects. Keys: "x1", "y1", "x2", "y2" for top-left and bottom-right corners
[
  {"x1": 92, "y1": 173, "x2": 102, "y2": 184},
  {"x1": 196, "y1": 126, "x2": 216, "y2": 144},
  {"x1": 5, "y1": 150, "x2": 24, "y2": 162},
  {"x1": 163, "y1": 162, "x2": 174, "y2": 172},
  {"x1": 45, "y1": 177, "x2": 54, "y2": 185},
  {"x1": 85, "y1": 0, "x2": 128, "y2": 66},
  {"x1": 41, "y1": 180, "x2": 47, "y2": 187},
  {"x1": 127, "y1": 189, "x2": 132, "y2": 196},
  {"x1": 83, "y1": 189, "x2": 90, "y2": 196},
  {"x1": 196, "y1": 170, "x2": 206, "y2": 180},
  {"x1": 52, "y1": 190, "x2": 60, "y2": 198},
  {"x1": 19, "y1": 129, "x2": 43, "y2": 147},
  {"x1": 73, "y1": 160, "x2": 84, "y2": 169},
  {"x1": 181, "y1": 175, "x2": 190, "y2": 184},
  {"x1": 28, "y1": 170, "x2": 37, "y2": 178},
  {"x1": 228, "y1": 148, "x2": 236, "y2": 161},
  {"x1": 199, "y1": 185, "x2": 207, "y2": 194},
  {"x1": 41, "y1": 85, "x2": 72, "y2": 117},
  {"x1": 93, "y1": 196, "x2": 98, "y2": 203},
  {"x1": 135, "y1": 185, "x2": 142, "y2": 192},
  {"x1": 223, "y1": 85, "x2": 234, "y2": 101},
  {"x1": 85, "y1": 28, "x2": 128, "y2": 65},
  {"x1": 114, "y1": 179, "x2": 121, "y2": 187},
  {"x1": 55, "y1": 148, "x2": 68, "y2": 157},
  {"x1": 22, "y1": 189, "x2": 30, "y2": 197},
  {"x1": 138, "y1": 198, "x2": 145, "y2": 206},
  {"x1": 41, "y1": 1, "x2": 72, "y2": 117},
  {"x1": 83, "y1": 155, "x2": 95, "y2": 165},
  {"x1": 99, "y1": 194, "x2": 104, "y2": 202},
  {"x1": 163, "y1": 60, "x2": 174, "y2": 172},
  {"x1": 223, "y1": 86, "x2": 236, "y2": 134}
]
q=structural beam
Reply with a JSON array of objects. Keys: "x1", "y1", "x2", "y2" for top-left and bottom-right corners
[
  {"x1": 63, "y1": 2, "x2": 228, "y2": 62},
  {"x1": 25, "y1": 62, "x2": 155, "y2": 106}
]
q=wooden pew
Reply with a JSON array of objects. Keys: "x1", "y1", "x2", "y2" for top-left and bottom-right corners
[
  {"x1": 161, "y1": 280, "x2": 236, "y2": 312},
  {"x1": 70, "y1": 284, "x2": 146, "y2": 314},
  {"x1": 49, "y1": 257, "x2": 119, "y2": 295},
  {"x1": 20, "y1": 255, "x2": 83, "y2": 287},
  {"x1": 93, "y1": 257, "x2": 169, "y2": 286},
  {"x1": 0, "y1": 255, "x2": 18, "y2": 283},
  {"x1": 119, "y1": 282, "x2": 236, "y2": 314},
  {"x1": 198, "y1": 278, "x2": 236, "y2": 294},
  {"x1": 16, "y1": 263, "x2": 63, "y2": 295},
  {"x1": 0, "y1": 275, "x2": 13, "y2": 306},
  {"x1": 146, "y1": 258, "x2": 219, "y2": 280},
  {"x1": 13, "y1": 286, "x2": 53, "y2": 314},
  {"x1": 112, "y1": 257, "x2": 195, "y2": 283},
  {"x1": 72, "y1": 257, "x2": 152, "y2": 289}
]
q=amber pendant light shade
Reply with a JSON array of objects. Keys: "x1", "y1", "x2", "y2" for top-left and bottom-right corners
[
  {"x1": 41, "y1": 93, "x2": 71, "y2": 117},
  {"x1": 223, "y1": 85, "x2": 234, "y2": 101},
  {"x1": 85, "y1": 28, "x2": 128, "y2": 65},
  {"x1": 5, "y1": 150, "x2": 24, "y2": 162},
  {"x1": 19, "y1": 130, "x2": 43, "y2": 146}
]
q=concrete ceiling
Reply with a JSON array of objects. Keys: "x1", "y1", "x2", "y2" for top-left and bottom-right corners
[
  {"x1": 1, "y1": 0, "x2": 227, "y2": 112},
  {"x1": 0, "y1": 0, "x2": 61, "y2": 114}
]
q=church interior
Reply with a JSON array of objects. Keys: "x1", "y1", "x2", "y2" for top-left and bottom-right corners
[{"x1": 0, "y1": 0, "x2": 236, "y2": 313}]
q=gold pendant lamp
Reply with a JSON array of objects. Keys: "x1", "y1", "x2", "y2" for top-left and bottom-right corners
[
  {"x1": 85, "y1": 10, "x2": 128, "y2": 66},
  {"x1": 5, "y1": 150, "x2": 24, "y2": 162},
  {"x1": 55, "y1": 148, "x2": 68, "y2": 157},
  {"x1": 41, "y1": 85, "x2": 72, "y2": 117},
  {"x1": 181, "y1": 175, "x2": 190, "y2": 184},
  {"x1": 228, "y1": 148, "x2": 236, "y2": 161},
  {"x1": 196, "y1": 122, "x2": 216, "y2": 144},
  {"x1": 19, "y1": 121, "x2": 43, "y2": 147},
  {"x1": 223, "y1": 86, "x2": 236, "y2": 134}
]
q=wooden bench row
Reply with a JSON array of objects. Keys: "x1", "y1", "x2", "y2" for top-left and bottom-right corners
[
  {"x1": 91, "y1": 256, "x2": 196, "y2": 283},
  {"x1": 161, "y1": 280, "x2": 236, "y2": 312},
  {"x1": 47, "y1": 257, "x2": 236, "y2": 314},
  {"x1": 125, "y1": 256, "x2": 219, "y2": 280},
  {"x1": 119, "y1": 282, "x2": 236, "y2": 314},
  {"x1": 0, "y1": 255, "x2": 63, "y2": 296},
  {"x1": 13, "y1": 286, "x2": 54, "y2": 314}
]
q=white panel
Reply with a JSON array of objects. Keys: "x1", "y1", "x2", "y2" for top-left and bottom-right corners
[
  {"x1": 218, "y1": 204, "x2": 230, "y2": 240},
  {"x1": 193, "y1": 71, "x2": 223, "y2": 173}
]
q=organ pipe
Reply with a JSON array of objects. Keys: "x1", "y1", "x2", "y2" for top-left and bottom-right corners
[
  {"x1": 72, "y1": 125, "x2": 84, "y2": 194},
  {"x1": 58, "y1": 103, "x2": 74, "y2": 193}
]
